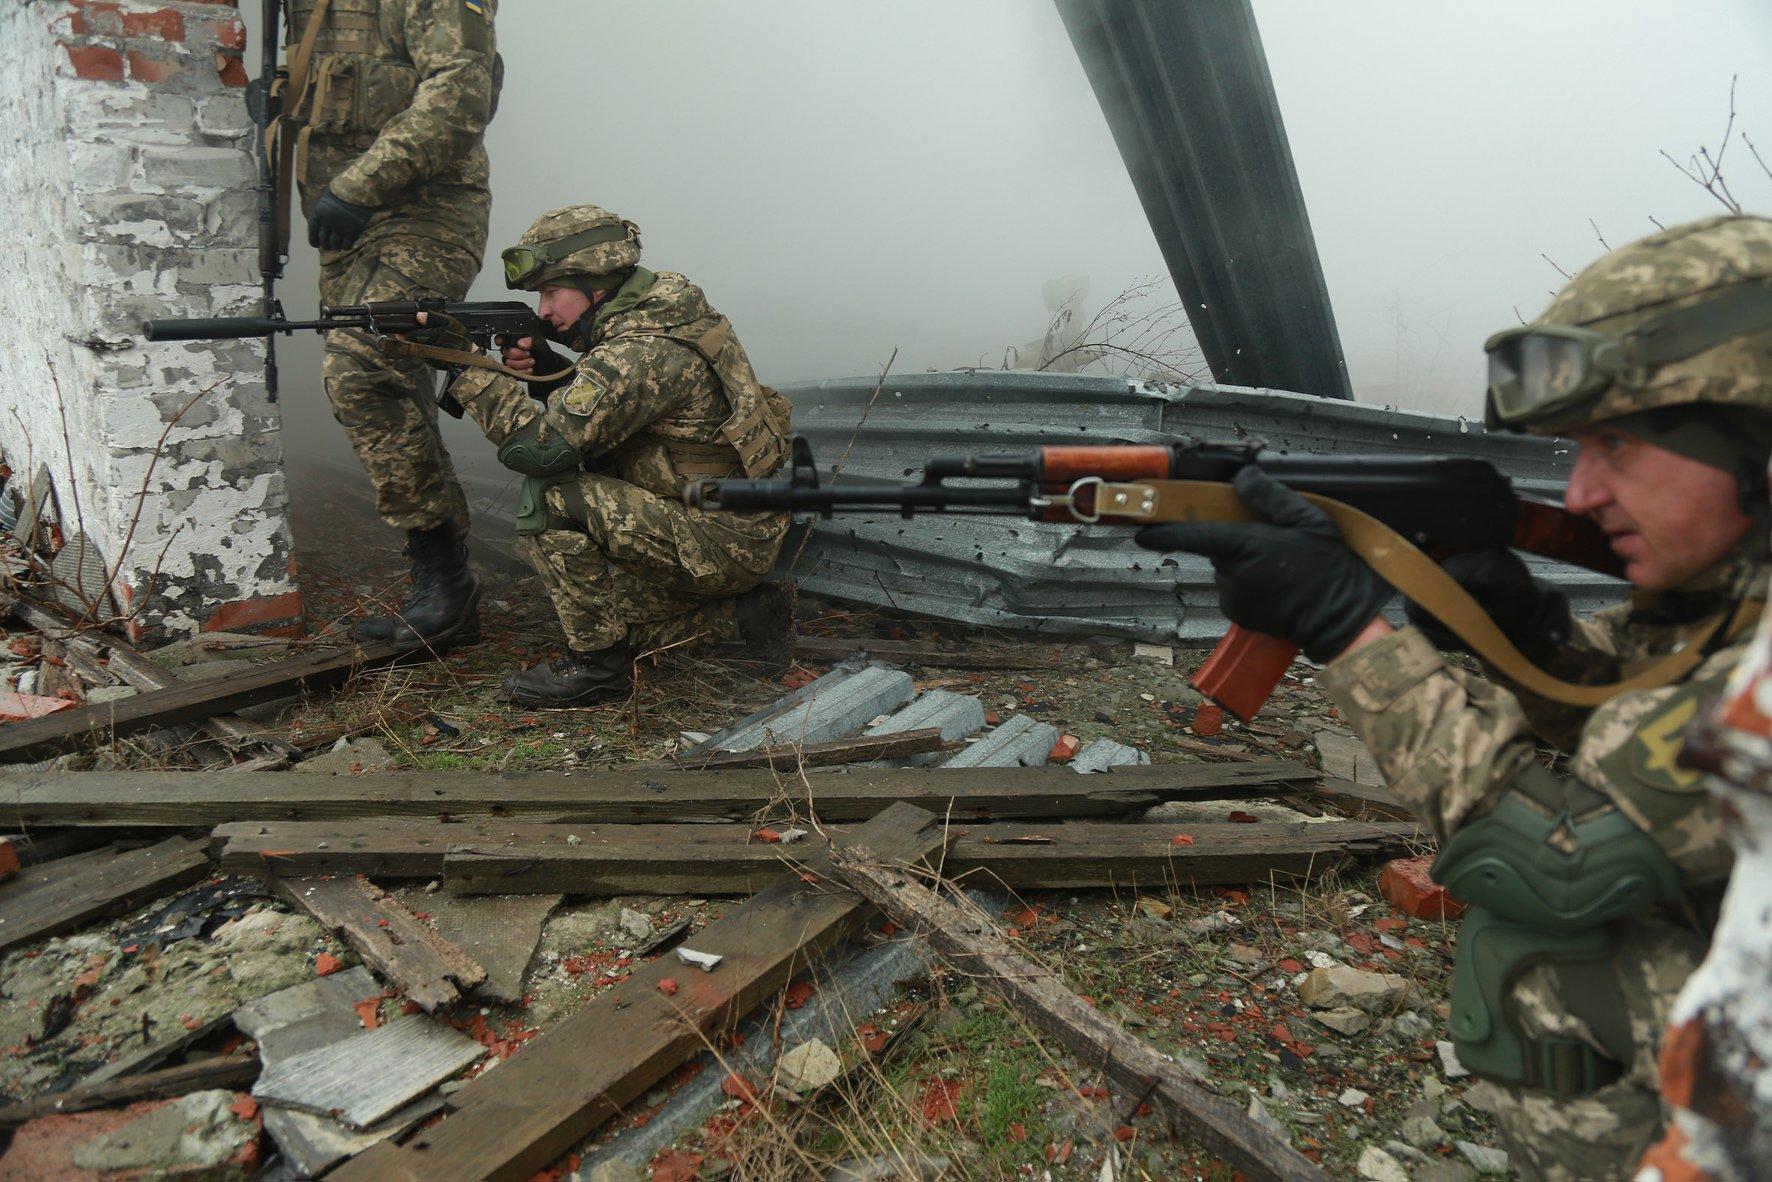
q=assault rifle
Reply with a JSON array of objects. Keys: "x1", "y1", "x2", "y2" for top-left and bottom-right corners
[
  {"x1": 142, "y1": 301, "x2": 552, "y2": 418},
  {"x1": 685, "y1": 436, "x2": 1626, "y2": 721}
]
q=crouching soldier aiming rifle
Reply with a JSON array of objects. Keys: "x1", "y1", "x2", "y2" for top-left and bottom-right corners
[
  {"x1": 1136, "y1": 215, "x2": 1772, "y2": 1179},
  {"x1": 407, "y1": 205, "x2": 794, "y2": 707}
]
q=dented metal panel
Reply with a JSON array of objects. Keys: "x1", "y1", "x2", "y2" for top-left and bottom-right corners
[{"x1": 779, "y1": 371, "x2": 1619, "y2": 641}]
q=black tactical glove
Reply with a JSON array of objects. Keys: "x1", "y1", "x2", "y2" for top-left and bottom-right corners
[
  {"x1": 1404, "y1": 548, "x2": 1571, "y2": 659},
  {"x1": 308, "y1": 190, "x2": 376, "y2": 251},
  {"x1": 407, "y1": 313, "x2": 476, "y2": 356},
  {"x1": 1135, "y1": 467, "x2": 1394, "y2": 663}
]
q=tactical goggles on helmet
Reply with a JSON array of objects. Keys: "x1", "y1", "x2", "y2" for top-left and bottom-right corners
[
  {"x1": 500, "y1": 224, "x2": 633, "y2": 289},
  {"x1": 1484, "y1": 279, "x2": 1772, "y2": 429}
]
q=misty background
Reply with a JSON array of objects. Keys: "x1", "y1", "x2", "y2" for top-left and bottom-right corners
[{"x1": 256, "y1": 0, "x2": 1772, "y2": 505}]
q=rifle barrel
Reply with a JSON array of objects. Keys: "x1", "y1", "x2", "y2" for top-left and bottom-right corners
[{"x1": 141, "y1": 316, "x2": 352, "y2": 341}]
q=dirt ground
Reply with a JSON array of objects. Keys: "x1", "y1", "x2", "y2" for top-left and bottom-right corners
[{"x1": 0, "y1": 518, "x2": 1518, "y2": 1181}]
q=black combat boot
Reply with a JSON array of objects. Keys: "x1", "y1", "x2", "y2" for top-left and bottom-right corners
[
  {"x1": 733, "y1": 581, "x2": 793, "y2": 675},
  {"x1": 500, "y1": 643, "x2": 635, "y2": 708},
  {"x1": 353, "y1": 525, "x2": 481, "y2": 649}
]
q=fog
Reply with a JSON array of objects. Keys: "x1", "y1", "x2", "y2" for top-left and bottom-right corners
[{"x1": 261, "y1": 0, "x2": 1771, "y2": 481}]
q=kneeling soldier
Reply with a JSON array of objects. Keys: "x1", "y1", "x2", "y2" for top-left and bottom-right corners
[{"x1": 423, "y1": 205, "x2": 792, "y2": 706}]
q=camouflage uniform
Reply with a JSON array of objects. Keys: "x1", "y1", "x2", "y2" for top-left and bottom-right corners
[
  {"x1": 1317, "y1": 217, "x2": 1772, "y2": 1181},
  {"x1": 286, "y1": 0, "x2": 500, "y2": 535},
  {"x1": 1320, "y1": 556, "x2": 1762, "y2": 1179},
  {"x1": 449, "y1": 267, "x2": 792, "y2": 652}
]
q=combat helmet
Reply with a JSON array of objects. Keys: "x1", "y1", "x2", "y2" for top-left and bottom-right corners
[
  {"x1": 502, "y1": 205, "x2": 640, "y2": 292},
  {"x1": 1485, "y1": 214, "x2": 1772, "y2": 438}
]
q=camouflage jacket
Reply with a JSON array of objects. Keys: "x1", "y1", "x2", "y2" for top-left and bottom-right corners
[
  {"x1": 453, "y1": 269, "x2": 793, "y2": 503},
  {"x1": 1318, "y1": 549, "x2": 1770, "y2": 886},
  {"x1": 287, "y1": 0, "x2": 499, "y2": 210}
]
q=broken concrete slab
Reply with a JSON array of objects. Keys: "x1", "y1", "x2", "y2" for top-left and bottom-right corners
[
  {"x1": 940, "y1": 712, "x2": 1058, "y2": 769},
  {"x1": 290, "y1": 738, "x2": 395, "y2": 776},
  {"x1": 1299, "y1": 963, "x2": 1412, "y2": 1014},
  {"x1": 1070, "y1": 737, "x2": 1149, "y2": 774},
  {"x1": 0, "y1": 1089, "x2": 260, "y2": 1181},
  {"x1": 252, "y1": 1013, "x2": 481, "y2": 1129}
]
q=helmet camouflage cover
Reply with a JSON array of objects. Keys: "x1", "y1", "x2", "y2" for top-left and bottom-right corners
[
  {"x1": 503, "y1": 205, "x2": 641, "y2": 291},
  {"x1": 1523, "y1": 213, "x2": 1772, "y2": 432}
]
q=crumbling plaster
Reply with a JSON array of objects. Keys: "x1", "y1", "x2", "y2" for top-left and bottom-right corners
[{"x1": 0, "y1": 0, "x2": 301, "y2": 638}]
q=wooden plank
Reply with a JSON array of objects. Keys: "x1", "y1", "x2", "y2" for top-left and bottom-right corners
[
  {"x1": 829, "y1": 847, "x2": 1328, "y2": 1182},
  {"x1": 11, "y1": 759, "x2": 1317, "y2": 827},
  {"x1": 0, "y1": 1053, "x2": 258, "y2": 1130},
  {"x1": 253, "y1": 1015, "x2": 483, "y2": 1130},
  {"x1": 0, "y1": 836, "x2": 210, "y2": 953},
  {"x1": 12, "y1": 600, "x2": 294, "y2": 760},
  {"x1": 0, "y1": 828, "x2": 136, "y2": 868},
  {"x1": 441, "y1": 820, "x2": 1424, "y2": 895},
  {"x1": 217, "y1": 819, "x2": 1422, "y2": 892},
  {"x1": 664, "y1": 727, "x2": 952, "y2": 770},
  {"x1": 1300, "y1": 776, "x2": 1415, "y2": 822},
  {"x1": 273, "y1": 876, "x2": 485, "y2": 1011},
  {"x1": 0, "y1": 632, "x2": 417, "y2": 764},
  {"x1": 327, "y1": 801, "x2": 953, "y2": 1182}
]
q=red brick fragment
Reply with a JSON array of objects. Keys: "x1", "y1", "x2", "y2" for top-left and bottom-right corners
[
  {"x1": 1379, "y1": 856, "x2": 1466, "y2": 920},
  {"x1": 313, "y1": 952, "x2": 344, "y2": 976},
  {"x1": 1660, "y1": 1017, "x2": 1754, "y2": 1131},
  {"x1": 1170, "y1": 833, "x2": 1195, "y2": 845},
  {"x1": 1049, "y1": 733, "x2": 1081, "y2": 763},
  {"x1": 1192, "y1": 703, "x2": 1225, "y2": 737},
  {"x1": 649, "y1": 1149, "x2": 705, "y2": 1182},
  {"x1": 783, "y1": 979, "x2": 813, "y2": 1009},
  {"x1": 0, "y1": 838, "x2": 19, "y2": 884},
  {"x1": 657, "y1": 978, "x2": 679, "y2": 996}
]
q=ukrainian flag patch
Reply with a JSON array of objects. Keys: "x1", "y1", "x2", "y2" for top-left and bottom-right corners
[{"x1": 464, "y1": 0, "x2": 485, "y2": 12}]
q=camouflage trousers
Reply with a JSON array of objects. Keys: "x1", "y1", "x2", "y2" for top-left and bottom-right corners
[
  {"x1": 317, "y1": 227, "x2": 480, "y2": 536},
  {"x1": 518, "y1": 472, "x2": 787, "y2": 653},
  {"x1": 1468, "y1": 916, "x2": 1707, "y2": 1181}
]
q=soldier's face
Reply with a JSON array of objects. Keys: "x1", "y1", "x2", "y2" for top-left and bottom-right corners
[
  {"x1": 536, "y1": 285, "x2": 594, "y2": 334},
  {"x1": 1563, "y1": 425, "x2": 1753, "y2": 590}
]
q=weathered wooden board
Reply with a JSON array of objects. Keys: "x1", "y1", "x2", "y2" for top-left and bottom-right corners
[
  {"x1": 0, "y1": 634, "x2": 414, "y2": 764},
  {"x1": 792, "y1": 636, "x2": 1072, "y2": 670},
  {"x1": 10, "y1": 759, "x2": 1316, "y2": 827},
  {"x1": 1301, "y1": 775, "x2": 1415, "y2": 822},
  {"x1": 215, "y1": 818, "x2": 1424, "y2": 894},
  {"x1": 273, "y1": 876, "x2": 485, "y2": 1011},
  {"x1": 830, "y1": 847, "x2": 1328, "y2": 1182},
  {"x1": 253, "y1": 1014, "x2": 482, "y2": 1129},
  {"x1": 327, "y1": 801, "x2": 953, "y2": 1182},
  {"x1": 399, "y1": 890, "x2": 560, "y2": 1004},
  {"x1": 0, "y1": 836, "x2": 210, "y2": 953},
  {"x1": 0, "y1": 1053, "x2": 258, "y2": 1130}
]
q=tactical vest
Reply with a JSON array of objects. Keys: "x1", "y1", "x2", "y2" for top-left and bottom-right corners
[
  {"x1": 280, "y1": 0, "x2": 500, "y2": 186},
  {"x1": 644, "y1": 317, "x2": 793, "y2": 480}
]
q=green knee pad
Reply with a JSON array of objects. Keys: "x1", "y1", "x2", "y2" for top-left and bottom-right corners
[{"x1": 1433, "y1": 764, "x2": 1682, "y2": 1095}]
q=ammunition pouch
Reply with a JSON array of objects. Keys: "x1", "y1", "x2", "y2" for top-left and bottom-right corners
[{"x1": 1433, "y1": 763, "x2": 1682, "y2": 1095}]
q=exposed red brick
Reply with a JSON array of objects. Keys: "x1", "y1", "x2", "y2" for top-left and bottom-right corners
[
  {"x1": 212, "y1": 14, "x2": 248, "y2": 50},
  {"x1": 1636, "y1": 1124, "x2": 1714, "y2": 1182},
  {"x1": 67, "y1": 1, "x2": 126, "y2": 37},
  {"x1": 202, "y1": 589, "x2": 305, "y2": 637},
  {"x1": 0, "y1": 838, "x2": 20, "y2": 884},
  {"x1": 1192, "y1": 702, "x2": 1225, "y2": 737},
  {"x1": 1379, "y1": 855, "x2": 1466, "y2": 920},
  {"x1": 1660, "y1": 1017, "x2": 1754, "y2": 1131},
  {"x1": 121, "y1": 7, "x2": 185, "y2": 40},
  {"x1": 62, "y1": 41, "x2": 125, "y2": 82},
  {"x1": 1049, "y1": 733, "x2": 1081, "y2": 763},
  {"x1": 215, "y1": 49, "x2": 248, "y2": 87},
  {"x1": 125, "y1": 49, "x2": 182, "y2": 83}
]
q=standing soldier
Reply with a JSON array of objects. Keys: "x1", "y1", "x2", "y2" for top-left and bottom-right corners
[
  {"x1": 271, "y1": 0, "x2": 500, "y2": 646},
  {"x1": 413, "y1": 205, "x2": 793, "y2": 706},
  {"x1": 1137, "y1": 215, "x2": 1772, "y2": 1179}
]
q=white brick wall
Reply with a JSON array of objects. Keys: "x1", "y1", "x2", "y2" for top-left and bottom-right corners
[{"x1": 0, "y1": 0, "x2": 302, "y2": 639}]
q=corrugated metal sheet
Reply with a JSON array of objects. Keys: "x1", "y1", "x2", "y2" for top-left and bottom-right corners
[
  {"x1": 778, "y1": 370, "x2": 1617, "y2": 641},
  {"x1": 1054, "y1": 0, "x2": 1352, "y2": 399}
]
